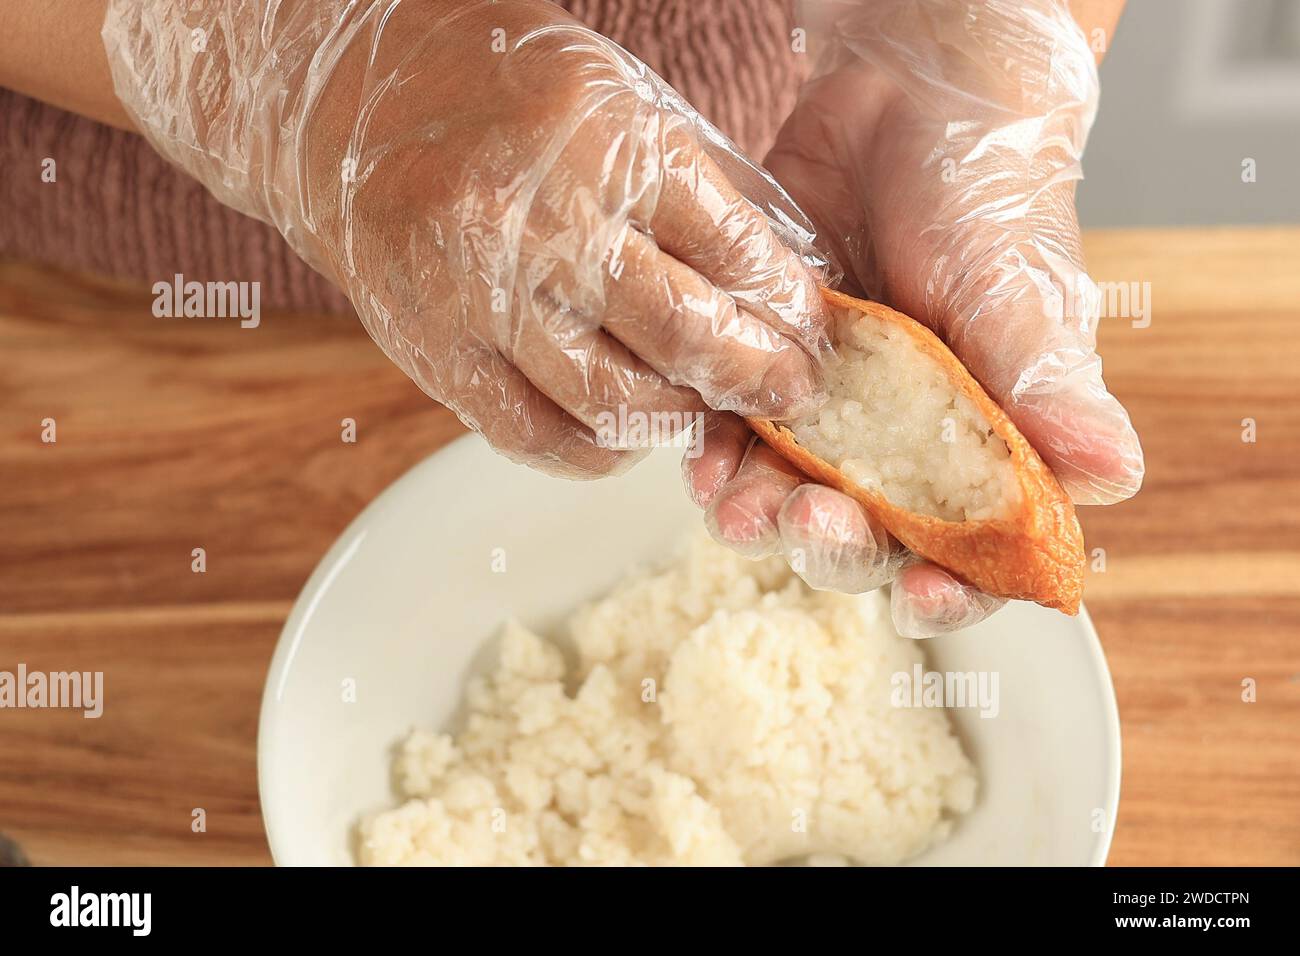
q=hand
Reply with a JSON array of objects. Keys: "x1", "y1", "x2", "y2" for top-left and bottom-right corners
[
  {"x1": 686, "y1": 0, "x2": 1143, "y2": 636},
  {"x1": 683, "y1": 412, "x2": 1008, "y2": 636},
  {"x1": 103, "y1": 0, "x2": 831, "y2": 478}
]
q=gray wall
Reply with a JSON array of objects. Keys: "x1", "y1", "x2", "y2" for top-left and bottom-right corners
[{"x1": 1079, "y1": 0, "x2": 1300, "y2": 227}]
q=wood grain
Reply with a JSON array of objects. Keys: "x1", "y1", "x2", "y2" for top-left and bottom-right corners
[
  {"x1": 0, "y1": 263, "x2": 460, "y2": 865},
  {"x1": 1, "y1": 227, "x2": 1298, "y2": 866},
  {"x1": 1077, "y1": 226, "x2": 1300, "y2": 865}
]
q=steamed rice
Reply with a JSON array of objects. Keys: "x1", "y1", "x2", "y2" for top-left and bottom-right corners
[
  {"x1": 790, "y1": 307, "x2": 1018, "y2": 522},
  {"x1": 358, "y1": 534, "x2": 975, "y2": 866}
]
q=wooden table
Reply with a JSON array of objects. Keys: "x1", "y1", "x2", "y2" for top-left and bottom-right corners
[{"x1": 1, "y1": 228, "x2": 1297, "y2": 866}]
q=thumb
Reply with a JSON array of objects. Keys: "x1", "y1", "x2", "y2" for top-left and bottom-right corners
[{"x1": 930, "y1": 179, "x2": 1144, "y2": 505}]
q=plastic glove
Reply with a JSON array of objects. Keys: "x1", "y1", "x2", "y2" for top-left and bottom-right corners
[
  {"x1": 770, "y1": 0, "x2": 1143, "y2": 504},
  {"x1": 687, "y1": 0, "x2": 1142, "y2": 637},
  {"x1": 102, "y1": 0, "x2": 831, "y2": 479},
  {"x1": 683, "y1": 410, "x2": 1007, "y2": 636},
  {"x1": 685, "y1": 412, "x2": 907, "y2": 591}
]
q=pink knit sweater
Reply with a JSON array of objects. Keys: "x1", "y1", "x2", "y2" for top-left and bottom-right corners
[{"x1": 0, "y1": 1, "x2": 808, "y2": 314}]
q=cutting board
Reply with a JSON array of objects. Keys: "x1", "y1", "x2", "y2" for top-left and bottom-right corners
[{"x1": 1, "y1": 227, "x2": 1297, "y2": 865}]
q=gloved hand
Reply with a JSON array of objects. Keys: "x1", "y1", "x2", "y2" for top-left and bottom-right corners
[
  {"x1": 685, "y1": 0, "x2": 1143, "y2": 636},
  {"x1": 102, "y1": 0, "x2": 831, "y2": 478},
  {"x1": 683, "y1": 412, "x2": 1008, "y2": 636}
]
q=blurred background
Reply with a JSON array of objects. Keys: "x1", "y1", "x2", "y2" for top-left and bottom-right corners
[{"x1": 1081, "y1": 0, "x2": 1300, "y2": 226}]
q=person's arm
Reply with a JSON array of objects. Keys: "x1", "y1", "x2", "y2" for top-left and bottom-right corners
[{"x1": 0, "y1": 1, "x2": 133, "y2": 129}]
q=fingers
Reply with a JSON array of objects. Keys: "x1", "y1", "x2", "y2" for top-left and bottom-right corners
[
  {"x1": 863, "y1": 145, "x2": 1144, "y2": 507},
  {"x1": 504, "y1": 109, "x2": 829, "y2": 425},
  {"x1": 681, "y1": 413, "x2": 805, "y2": 558},
  {"x1": 986, "y1": 187, "x2": 1144, "y2": 505},
  {"x1": 935, "y1": 225, "x2": 1146, "y2": 506},
  {"x1": 890, "y1": 564, "x2": 1006, "y2": 639},
  {"x1": 650, "y1": 119, "x2": 832, "y2": 357},
  {"x1": 684, "y1": 413, "x2": 907, "y2": 591},
  {"x1": 432, "y1": 342, "x2": 638, "y2": 479},
  {"x1": 601, "y1": 228, "x2": 826, "y2": 418},
  {"x1": 702, "y1": 438, "x2": 805, "y2": 559},
  {"x1": 508, "y1": 211, "x2": 827, "y2": 445},
  {"x1": 506, "y1": 281, "x2": 708, "y2": 437},
  {"x1": 498, "y1": 113, "x2": 709, "y2": 437},
  {"x1": 681, "y1": 412, "x2": 753, "y2": 508},
  {"x1": 776, "y1": 484, "x2": 904, "y2": 593},
  {"x1": 932, "y1": 129, "x2": 1143, "y2": 505},
  {"x1": 684, "y1": 414, "x2": 1006, "y2": 633},
  {"x1": 1007, "y1": 369, "x2": 1146, "y2": 506}
]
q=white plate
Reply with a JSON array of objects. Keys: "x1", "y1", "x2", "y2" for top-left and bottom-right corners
[{"x1": 259, "y1": 434, "x2": 1121, "y2": 866}]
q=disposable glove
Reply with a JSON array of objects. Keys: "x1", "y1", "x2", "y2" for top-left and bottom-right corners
[
  {"x1": 103, "y1": 0, "x2": 831, "y2": 478},
  {"x1": 686, "y1": 0, "x2": 1143, "y2": 636}
]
